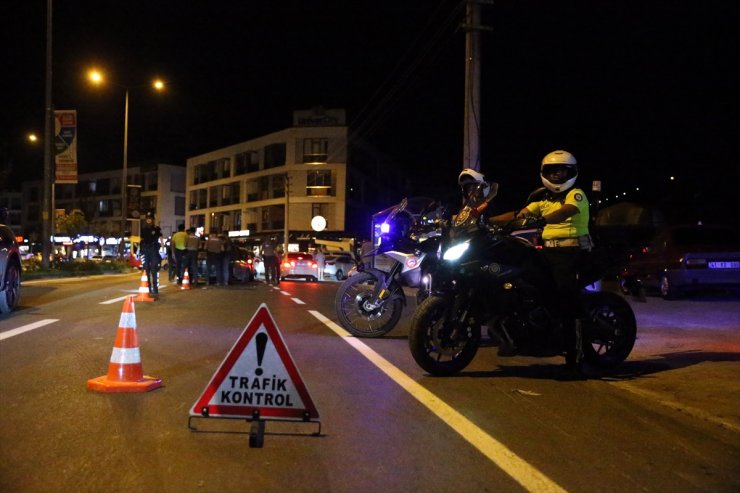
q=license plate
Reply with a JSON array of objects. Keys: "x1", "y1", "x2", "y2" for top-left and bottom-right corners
[{"x1": 708, "y1": 261, "x2": 740, "y2": 269}]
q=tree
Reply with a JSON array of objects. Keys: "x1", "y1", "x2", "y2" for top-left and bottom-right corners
[{"x1": 56, "y1": 209, "x2": 89, "y2": 239}]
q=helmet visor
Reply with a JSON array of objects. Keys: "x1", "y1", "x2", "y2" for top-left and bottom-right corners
[{"x1": 541, "y1": 164, "x2": 575, "y2": 183}]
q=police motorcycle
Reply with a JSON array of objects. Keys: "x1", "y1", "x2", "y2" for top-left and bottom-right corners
[
  {"x1": 408, "y1": 182, "x2": 637, "y2": 376},
  {"x1": 334, "y1": 197, "x2": 445, "y2": 338}
]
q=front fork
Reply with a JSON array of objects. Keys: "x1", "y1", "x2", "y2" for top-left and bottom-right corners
[
  {"x1": 369, "y1": 263, "x2": 404, "y2": 304},
  {"x1": 443, "y1": 288, "x2": 476, "y2": 340}
]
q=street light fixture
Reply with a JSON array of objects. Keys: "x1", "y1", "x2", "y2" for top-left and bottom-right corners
[{"x1": 87, "y1": 68, "x2": 165, "y2": 251}]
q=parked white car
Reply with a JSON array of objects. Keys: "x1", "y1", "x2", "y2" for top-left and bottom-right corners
[{"x1": 323, "y1": 252, "x2": 355, "y2": 280}]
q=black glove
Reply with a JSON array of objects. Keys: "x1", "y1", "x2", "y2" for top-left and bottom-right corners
[{"x1": 519, "y1": 215, "x2": 546, "y2": 230}]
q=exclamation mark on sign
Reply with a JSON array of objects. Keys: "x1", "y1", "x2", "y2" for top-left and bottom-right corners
[{"x1": 255, "y1": 332, "x2": 268, "y2": 376}]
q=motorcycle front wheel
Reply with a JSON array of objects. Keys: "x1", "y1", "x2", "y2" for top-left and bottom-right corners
[
  {"x1": 334, "y1": 271, "x2": 404, "y2": 338},
  {"x1": 580, "y1": 291, "x2": 637, "y2": 368},
  {"x1": 408, "y1": 295, "x2": 480, "y2": 376}
]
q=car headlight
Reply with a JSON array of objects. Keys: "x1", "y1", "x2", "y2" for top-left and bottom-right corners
[{"x1": 443, "y1": 241, "x2": 469, "y2": 261}]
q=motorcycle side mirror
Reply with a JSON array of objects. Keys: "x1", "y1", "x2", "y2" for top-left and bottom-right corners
[
  {"x1": 473, "y1": 182, "x2": 499, "y2": 215},
  {"x1": 525, "y1": 186, "x2": 548, "y2": 205}
]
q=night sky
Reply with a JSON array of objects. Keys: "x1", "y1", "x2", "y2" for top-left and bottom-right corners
[{"x1": 4, "y1": 1, "x2": 738, "y2": 222}]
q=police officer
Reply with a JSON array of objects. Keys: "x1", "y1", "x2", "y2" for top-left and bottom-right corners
[
  {"x1": 458, "y1": 168, "x2": 490, "y2": 206},
  {"x1": 492, "y1": 150, "x2": 593, "y2": 378},
  {"x1": 140, "y1": 212, "x2": 163, "y2": 297}
]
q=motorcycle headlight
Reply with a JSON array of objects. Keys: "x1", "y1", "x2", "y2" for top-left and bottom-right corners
[{"x1": 443, "y1": 241, "x2": 469, "y2": 261}]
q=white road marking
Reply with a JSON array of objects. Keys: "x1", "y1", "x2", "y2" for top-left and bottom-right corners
[
  {"x1": 0, "y1": 319, "x2": 60, "y2": 341},
  {"x1": 100, "y1": 284, "x2": 168, "y2": 304},
  {"x1": 100, "y1": 295, "x2": 131, "y2": 305},
  {"x1": 291, "y1": 298, "x2": 305, "y2": 304},
  {"x1": 308, "y1": 309, "x2": 567, "y2": 493}
]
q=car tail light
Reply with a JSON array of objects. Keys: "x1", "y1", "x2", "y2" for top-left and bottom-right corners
[{"x1": 310, "y1": 262, "x2": 318, "y2": 269}]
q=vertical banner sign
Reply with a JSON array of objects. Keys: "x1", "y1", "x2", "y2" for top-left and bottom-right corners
[
  {"x1": 127, "y1": 184, "x2": 142, "y2": 220},
  {"x1": 54, "y1": 110, "x2": 78, "y2": 184}
]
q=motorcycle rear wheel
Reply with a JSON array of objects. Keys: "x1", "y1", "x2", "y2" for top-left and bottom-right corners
[
  {"x1": 334, "y1": 271, "x2": 404, "y2": 338},
  {"x1": 408, "y1": 295, "x2": 480, "y2": 376},
  {"x1": 580, "y1": 291, "x2": 636, "y2": 368}
]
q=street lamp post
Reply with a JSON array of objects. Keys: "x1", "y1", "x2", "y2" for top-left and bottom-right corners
[
  {"x1": 122, "y1": 87, "x2": 129, "y2": 241},
  {"x1": 87, "y1": 70, "x2": 164, "y2": 252},
  {"x1": 41, "y1": 0, "x2": 53, "y2": 268}
]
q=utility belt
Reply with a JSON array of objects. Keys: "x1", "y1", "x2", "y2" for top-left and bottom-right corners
[{"x1": 543, "y1": 235, "x2": 593, "y2": 251}]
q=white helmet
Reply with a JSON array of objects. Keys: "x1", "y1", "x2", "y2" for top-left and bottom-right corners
[
  {"x1": 458, "y1": 168, "x2": 490, "y2": 200},
  {"x1": 540, "y1": 150, "x2": 578, "y2": 193}
]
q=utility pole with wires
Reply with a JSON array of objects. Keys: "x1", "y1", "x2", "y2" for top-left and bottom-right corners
[
  {"x1": 283, "y1": 173, "x2": 291, "y2": 257},
  {"x1": 462, "y1": 0, "x2": 493, "y2": 171}
]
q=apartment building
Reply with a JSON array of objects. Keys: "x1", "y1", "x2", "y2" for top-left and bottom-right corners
[
  {"x1": 186, "y1": 108, "x2": 409, "y2": 242},
  {"x1": 22, "y1": 163, "x2": 185, "y2": 243},
  {"x1": 0, "y1": 191, "x2": 23, "y2": 235}
]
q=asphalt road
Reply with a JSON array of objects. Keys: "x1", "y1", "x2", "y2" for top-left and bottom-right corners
[{"x1": 1, "y1": 273, "x2": 738, "y2": 493}]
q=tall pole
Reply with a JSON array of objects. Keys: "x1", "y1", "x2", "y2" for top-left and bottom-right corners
[
  {"x1": 283, "y1": 174, "x2": 290, "y2": 257},
  {"x1": 41, "y1": 0, "x2": 53, "y2": 268},
  {"x1": 463, "y1": 1, "x2": 481, "y2": 171},
  {"x1": 462, "y1": 1, "x2": 492, "y2": 172},
  {"x1": 121, "y1": 88, "x2": 129, "y2": 249}
]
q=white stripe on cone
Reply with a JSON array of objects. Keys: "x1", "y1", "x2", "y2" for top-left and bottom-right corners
[
  {"x1": 118, "y1": 312, "x2": 136, "y2": 328},
  {"x1": 110, "y1": 347, "x2": 142, "y2": 364}
]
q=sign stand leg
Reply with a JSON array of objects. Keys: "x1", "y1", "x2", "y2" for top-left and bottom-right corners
[
  {"x1": 249, "y1": 410, "x2": 265, "y2": 448},
  {"x1": 249, "y1": 421, "x2": 265, "y2": 448}
]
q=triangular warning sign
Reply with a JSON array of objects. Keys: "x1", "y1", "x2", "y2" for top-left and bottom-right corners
[{"x1": 190, "y1": 303, "x2": 320, "y2": 421}]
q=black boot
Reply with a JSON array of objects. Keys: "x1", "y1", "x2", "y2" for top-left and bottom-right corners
[{"x1": 557, "y1": 319, "x2": 586, "y2": 380}]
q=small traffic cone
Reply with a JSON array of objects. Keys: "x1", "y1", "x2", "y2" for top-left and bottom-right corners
[
  {"x1": 181, "y1": 268, "x2": 192, "y2": 290},
  {"x1": 87, "y1": 296, "x2": 162, "y2": 393},
  {"x1": 133, "y1": 271, "x2": 156, "y2": 302}
]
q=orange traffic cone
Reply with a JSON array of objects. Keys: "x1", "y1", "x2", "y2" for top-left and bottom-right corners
[
  {"x1": 87, "y1": 296, "x2": 162, "y2": 393},
  {"x1": 181, "y1": 268, "x2": 191, "y2": 290},
  {"x1": 133, "y1": 271, "x2": 156, "y2": 302}
]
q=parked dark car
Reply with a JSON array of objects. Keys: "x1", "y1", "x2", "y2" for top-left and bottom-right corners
[
  {"x1": 197, "y1": 246, "x2": 256, "y2": 284},
  {"x1": 0, "y1": 223, "x2": 22, "y2": 314},
  {"x1": 619, "y1": 224, "x2": 740, "y2": 299}
]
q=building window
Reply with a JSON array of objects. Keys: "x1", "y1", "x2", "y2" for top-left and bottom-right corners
[
  {"x1": 306, "y1": 170, "x2": 333, "y2": 196},
  {"x1": 260, "y1": 205, "x2": 284, "y2": 230},
  {"x1": 264, "y1": 143, "x2": 286, "y2": 169},
  {"x1": 174, "y1": 196, "x2": 185, "y2": 215},
  {"x1": 189, "y1": 189, "x2": 207, "y2": 210},
  {"x1": 209, "y1": 186, "x2": 219, "y2": 207},
  {"x1": 235, "y1": 151, "x2": 259, "y2": 175},
  {"x1": 312, "y1": 203, "x2": 327, "y2": 218},
  {"x1": 246, "y1": 177, "x2": 270, "y2": 202},
  {"x1": 143, "y1": 171, "x2": 158, "y2": 191},
  {"x1": 221, "y1": 183, "x2": 240, "y2": 205},
  {"x1": 272, "y1": 174, "x2": 285, "y2": 199},
  {"x1": 141, "y1": 195, "x2": 157, "y2": 213},
  {"x1": 194, "y1": 163, "x2": 213, "y2": 184},
  {"x1": 190, "y1": 214, "x2": 205, "y2": 229},
  {"x1": 96, "y1": 178, "x2": 111, "y2": 195},
  {"x1": 217, "y1": 158, "x2": 231, "y2": 179},
  {"x1": 303, "y1": 138, "x2": 328, "y2": 164}
]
